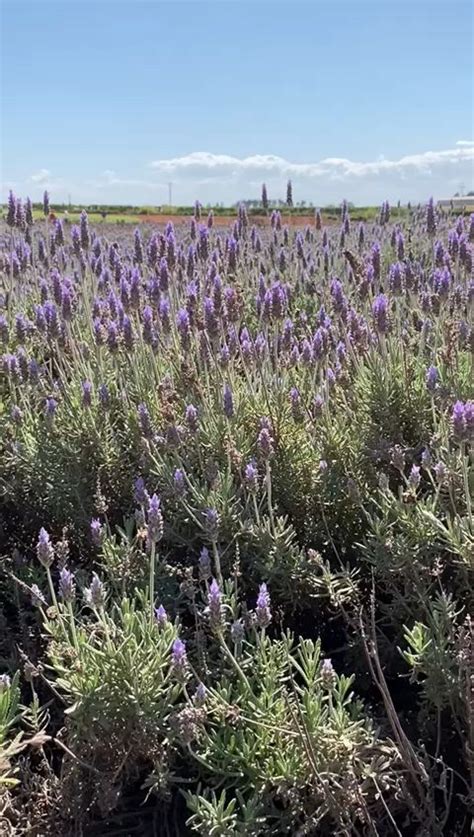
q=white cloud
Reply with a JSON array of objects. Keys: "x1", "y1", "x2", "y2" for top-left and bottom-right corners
[
  {"x1": 146, "y1": 144, "x2": 474, "y2": 204},
  {"x1": 150, "y1": 146, "x2": 474, "y2": 180},
  {"x1": 5, "y1": 143, "x2": 474, "y2": 206},
  {"x1": 30, "y1": 168, "x2": 52, "y2": 184}
]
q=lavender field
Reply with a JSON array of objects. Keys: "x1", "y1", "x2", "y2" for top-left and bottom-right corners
[{"x1": 0, "y1": 193, "x2": 473, "y2": 835}]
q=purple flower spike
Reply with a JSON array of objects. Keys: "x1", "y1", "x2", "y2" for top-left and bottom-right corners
[
  {"x1": 45, "y1": 397, "x2": 58, "y2": 420},
  {"x1": 204, "y1": 508, "x2": 219, "y2": 539},
  {"x1": 408, "y1": 465, "x2": 421, "y2": 490},
  {"x1": 138, "y1": 403, "x2": 153, "y2": 439},
  {"x1": 171, "y1": 638, "x2": 188, "y2": 679},
  {"x1": 244, "y1": 460, "x2": 259, "y2": 492},
  {"x1": 37, "y1": 528, "x2": 54, "y2": 568},
  {"x1": 194, "y1": 682, "x2": 207, "y2": 706},
  {"x1": 90, "y1": 518, "x2": 103, "y2": 547},
  {"x1": 372, "y1": 294, "x2": 389, "y2": 335},
  {"x1": 208, "y1": 578, "x2": 223, "y2": 628},
  {"x1": 0, "y1": 674, "x2": 11, "y2": 692},
  {"x1": 223, "y1": 383, "x2": 234, "y2": 419},
  {"x1": 58, "y1": 567, "x2": 75, "y2": 603},
  {"x1": 134, "y1": 476, "x2": 149, "y2": 506},
  {"x1": 199, "y1": 546, "x2": 211, "y2": 579},
  {"x1": 255, "y1": 582, "x2": 271, "y2": 628},
  {"x1": 82, "y1": 380, "x2": 93, "y2": 408},
  {"x1": 320, "y1": 658, "x2": 337, "y2": 690},
  {"x1": 84, "y1": 573, "x2": 106, "y2": 608},
  {"x1": 30, "y1": 584, "x2": 46, "y2": 607},
  {"x1": 185, "y1": 404, "x2": 199, "y2": 434},
  {"x1": 451, "y1": 401, "x2": 466, "y2": 439},
  {"x1": 173, "y1": 468, "x2": 186, "y2": 497},
  {"x1": 147, "y1": 494, "x2": 164, "y2": 545},
  {"x1": 257, "y1": 426, "x2": 274, "y2": 460},
  {"x1": 426, "y1": 366, "x2": 438, "y2": 393},
  {"x1": 155, "y1": 604, "x2": 168, "y2": 627},
  {"x1": 464, "y1": 401, "x2": 474, "y2": 438}
]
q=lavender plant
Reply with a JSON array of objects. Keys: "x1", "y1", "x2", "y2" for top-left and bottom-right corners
[{"x1": 0, "y1": 195, "x2": 472, "y2": 833}]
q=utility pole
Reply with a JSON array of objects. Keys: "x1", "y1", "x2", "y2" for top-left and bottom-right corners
[{"x1": 168, "y1": 182, "x2": 173, "y2": 206}]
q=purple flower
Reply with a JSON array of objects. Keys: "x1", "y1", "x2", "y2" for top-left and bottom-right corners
[
  {"x1": 154, "y1": 604, "x2": 168, "y2": 627},
  {"x1": 371, "y1": 242, "x2": 381, "y2": 279},
  {"x1": 204, "y1": 296, "x2": 218, "y2": 337},
  {"x1": 185, "y1": 404, "x2": 199, "y2": 434},
  {"x1": 90, "y1": 518, "x2": 103, "y2": 547},
  {"x1": 426, "y1": 197, "x2": 436, "y2": 236},
  {"x1": 194, "y1": 682, "x2": 207, "y2": 706},
  {"x1": 43, "y1": 190, "x2": 50, "y2": 217},
  {"x1": 80, "y1": 210, "x2": 90, "y2": 249},
  {"x1": 330, "y1": 278, "x2": 345, "y2": 313},
  {"x1": 45, "y1": 397, "x2": 58, "y2": 420},
  {"x1": 408, "y1": 465, "x2": 421, "y2": 490},
  {"x1": 320, "y1": 658, "x2": 336, "y2": 690},
  {"x1": 463, "y1": 401, "x2": 474, "y2": 439},
  {"x1": 98, "y1": 383, "x2": 110, "y2": 409},
  {"x1": 223, "y1": 383, "x2": 234, "y2": 419},
  {"x1": 255, "y1": 582, "x2": 271, "y2": 628},
  {"x1": 389, "y1": 262, "x2": 404, "y2": 295},
  {"x1": 134, "y1": 228, "x2": 143, "y2": 264},
  {"x1": 204, "y1": 508, "x2": 219, "y2": 539},
  {"x1": 171, "y1": 638, "x2": 188, "y2": 679},
  {"x1": 142, "y1": 305, "x2": 154, "y2": 345},
  {"x1": 84, "y1": 573, "x2": 106, "y2": 608},
  {"x1": 147, "y1": 494, "x2": 164, "y2": 545},
  {"x1": 58, "y1": 567, "x2": 75, "y2": 603},
  {"x1": 451, "y1": 401, "x2": 466, "y2": 439},
  {"x1": 122, "y1": 314, "x2": 135, "y2": 350},
  {"x1": 208, "y1": 578, "x2": 223, "y2": 628},
  {"x1": 173, "y1": 468, "x2": 186, "y2": 497},
  {"x1": 138, "y1": 403, "x2": 153, "y2": 439},
  {"x1": 133, "y1": 479, "x2": 149, "y2": 513},
  {"x1": 0, "y1": 315, "x2": 8, "y2": 344},
  {"x1": 82, "y1": 380, "x2": 93, "y2": 408},
  {"x1": 0, "y1": 674, "x2": 11, "y2": 692},
  {"x1": 312, "y1": 394, "x2": 324, "y2": 417},
  {"x1": 244, "y1": 460, "x2": 259, "y2": 492},
  {"x1": 434, "y1": 462, "x2": 447, "y2": 484},
  {"x1": 257, "y1": 426, "x2": 274, "y2": 460},
  {"x1": 372, "y1": 294, "x2": 389, "y2": 334},
  {"x1": 421, "y1": 449, "x2": 432, "y2": 469},
  {"x1": 30, "y1": 584, "x2": 46, "y2": 607},
  {"x1": 176, "y1": 308, "x2": 191, "y2": 350},
  {"x1": 6, "y1": 191, "x2": 16, "y2": 227},
  {"x1": 199, "y1": 546, "x2": 211, "y2": 579},
  {"x1": 290, "y1": 387, "x2": 303, "y2": 423},
  {"x1": 11, "y1": 405, "x2": 23, "y2": 425},
  {"x1": 106, "y1": 321, "x2": 119, "y2": 353},
  {"x1": 230, "y1": 620, "x2": 245, "y2": 643},
  {"x1": 426, "y1": 366, "x2": 438, "y2": 393}
]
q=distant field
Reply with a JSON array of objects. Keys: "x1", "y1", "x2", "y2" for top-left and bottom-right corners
[{"x1": 26, "y1": 204, "x2": 403, "y2": 226}]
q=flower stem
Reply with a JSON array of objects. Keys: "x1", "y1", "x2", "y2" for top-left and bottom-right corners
[{"x1": 149, "y1": 540, "x2": 156, "y2": 626}]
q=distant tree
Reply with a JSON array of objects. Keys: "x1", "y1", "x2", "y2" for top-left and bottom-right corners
[
  {"x1": 286, "y1": 179, "x2": 293, "y2": 208},
  {"x1": 467, "y1": 190, "x2": 474, "y2": 196},
  {"x1": 261, "y1": 183, "x2": 269, "y2": 212}
]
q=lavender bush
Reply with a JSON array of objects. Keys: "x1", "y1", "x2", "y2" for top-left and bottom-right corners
[{"x1": 0, "y1": 195, "x2": 472, "y2": 834}]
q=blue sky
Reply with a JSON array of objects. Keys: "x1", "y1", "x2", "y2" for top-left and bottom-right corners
[{"x1": 1, "y1": 0, "x2": 473, "y2": 205}]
